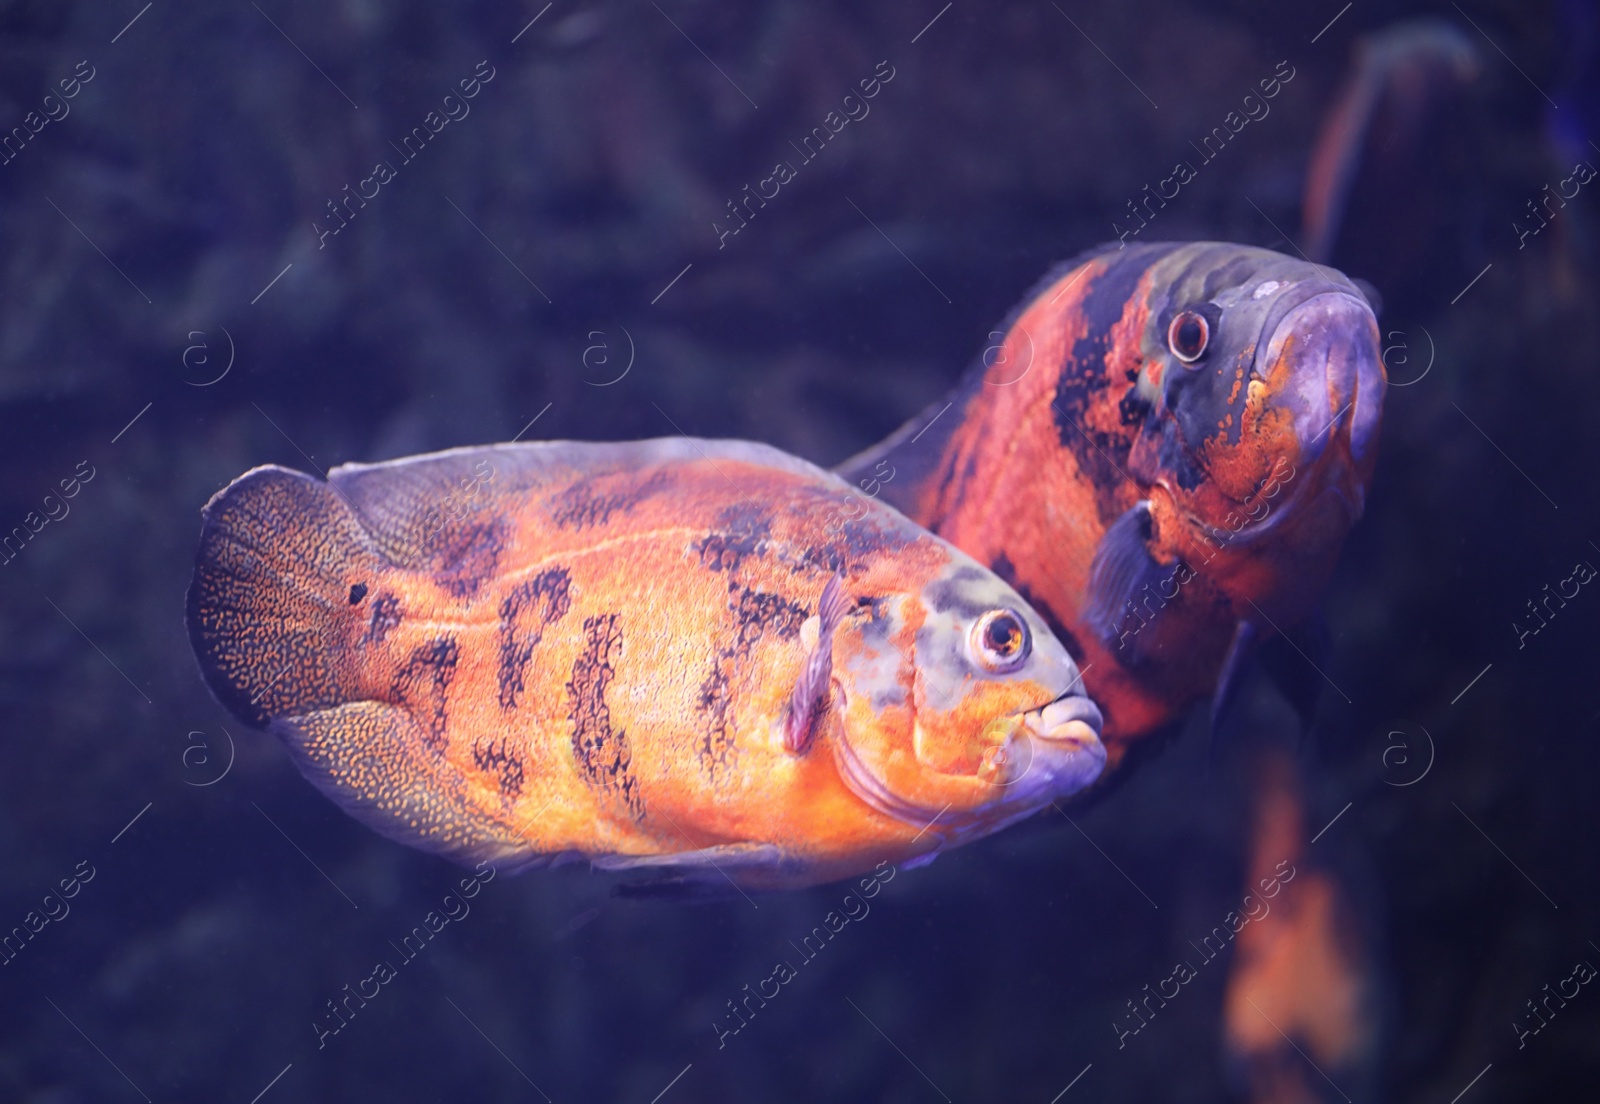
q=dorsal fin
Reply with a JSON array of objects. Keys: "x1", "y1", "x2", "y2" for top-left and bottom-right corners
[{"x1": 325, "y1": 438, "x2": 839, "y2": 568}]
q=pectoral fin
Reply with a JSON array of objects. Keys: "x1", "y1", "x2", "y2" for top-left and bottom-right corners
[
  {"x1": 1083, "y1": 501, "x2": 1166, "y2": 649},
  {"x1": 1211, "y1": 620, "x2": 1260, "y2": 744},
  {"x1": 1211, "y1": 615, "x2": 1331, "y2": 745},
  {"x1": 1258, "y1": 613, "x2": 1332, "y2": 737},
  {"x1": 784, "y1": 572, "x2": 849, "y2": 754}
]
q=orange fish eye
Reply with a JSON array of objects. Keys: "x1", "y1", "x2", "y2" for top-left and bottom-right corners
[
  {"x1": 970, "y1": 609, "x2": 1031, "y2": 672},
  {"x1": 1167, "y1": 310, "x2": 1210, "y2": 364}
]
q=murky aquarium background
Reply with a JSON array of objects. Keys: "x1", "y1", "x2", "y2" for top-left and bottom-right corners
[{"x1": 2, "y1": 1, "x2": 1597, "y2": 1101}]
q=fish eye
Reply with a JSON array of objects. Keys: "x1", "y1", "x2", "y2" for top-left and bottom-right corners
[
  {"x1": 970, "y1": 609, "x2": 1031, "y2": 673},
  {"x1": 1167, "y1": 310, "x2": 1209, "y2": 364}
]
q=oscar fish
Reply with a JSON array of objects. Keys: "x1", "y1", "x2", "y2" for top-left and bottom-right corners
[
  {"x1": 839, "y1": 241, "x2": 1385, "y2": 770},
  {"x1": 186, "y1": 438, "x2": 1106, "y2": 891}
]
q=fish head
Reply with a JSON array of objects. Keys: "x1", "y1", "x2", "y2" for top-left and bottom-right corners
[
  {"x1": 830, "y1": 554, "x2": 1106, "y2": 845},
  {"x1": 1125, "y1": 243, "x2": 1386, "y2": 614}
]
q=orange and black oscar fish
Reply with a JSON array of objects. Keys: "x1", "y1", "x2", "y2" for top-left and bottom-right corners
[
  {"x1": 186, "y1": 438, "x2": 1106, "y2": 891},
  {"x1": 839, "y1": 241, "x2": 1386, "y2": 769}
]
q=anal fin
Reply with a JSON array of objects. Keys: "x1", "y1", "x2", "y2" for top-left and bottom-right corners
[
  {"x1": 273, "y1": 701, "x2": 536, "y2": 871},
  {"x1": 599, "y1": 843, "x2": 798, "y2": 897}
]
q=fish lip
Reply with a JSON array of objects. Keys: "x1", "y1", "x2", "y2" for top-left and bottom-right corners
[
  {"x1": 1018, "y1": 692, "x2": 1106, "y2": 775},
  {"x1": 1256, "y1": 287, "x2": 1380, "y2": 470},
  {"x1": 1254, "y1": 277, "x2": 1356, "y2": 359},
  {"x1": 1018, "y1": 690, "x2": 1104, "y2": 742}
]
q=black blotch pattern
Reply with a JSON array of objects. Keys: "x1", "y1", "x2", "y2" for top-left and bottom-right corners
[
  {"x1": 696, "y1": 667, "x2": 733, "y2": 774},
  {"x1": 693, "y1": 503, "x2": 771, "y2": 573},
  {"x1": 1053, "y1": 248, "x2": 1170, "y2": 522},
  {"x1": 1117, "y1": 385, "x2": 1153, "y2": 428},
  {"x1": 991, "y1": 551, "x2": 1019, "y2": 586},
  {"x1": 837, "y1": 515, "x2": 908, "y2": 564},
  {"x1": 472, "y1": 736, "x2": 526, "y2": 799},
  {"x1": 733, "y1": 586, "x2": 808, "y2": 647},
  {"x1": 433, "y1": 520, "x2": 505, "y2": 599},
  {"x1": 782, "y1": 541, "x2": 845, "y2": 577},
  {"x1": 497, "y1": 567, "x2": 572, "y2": 710},
  {"x1": 1143, "y1": 251, "x2": 1241, "y2": 490},
  {"x1": 566, "y1": 614, "x2": 642, "y2": 819},
  {"x1": 348, "y1": 582, "x2": 368, "y2": 605},
  {"x1": 392, "y1": 636, "x2": 460, "y2": 750},
  {"x1": 922, "y1": 564, "x2": 999, "y2": 619},
  {"x1": 1149, "y1": 415, "x2": 1208, "y2": 492},
  {"x1": 697, "y1": 584, "x2": 811, "y2": 776},
  {"x1": 550, "y1": 470, "x2": 669, "y2": 530},
  {"x1": 994, "y1": 553, "x2": 1085, "y2": 664},
  {"x1": 363, "y1": 594, "x2": 402, "y2": 646},
  {"x1": 1197, "y1": 254, "x2": 1258, "y2": 302}
]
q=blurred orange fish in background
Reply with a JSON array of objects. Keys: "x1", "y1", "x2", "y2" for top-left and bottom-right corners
[{"x1": 1222, "y1": 747, "x2": 1377, "y2": 1104}]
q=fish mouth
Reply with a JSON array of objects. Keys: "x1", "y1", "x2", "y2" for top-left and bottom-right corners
[
  {"x1": 831, "y1": 690, "x2": 1107, "y2": 841},
  {"x1": 1023, "y1": 692, "x2": 1104, "y2": 746},
  {"x1": 990, "y1": 691, "x2": 1107, "y2": 791},
  {"x1": 1216, "y1": 286, "x2": 1383, "y2": 536},
  {"x1": 1257, "y1": 286, "x2": 1383, "y2": 474}
]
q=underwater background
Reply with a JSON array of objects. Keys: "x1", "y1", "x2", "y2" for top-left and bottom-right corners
[{"x1": 1, "y1": 0, "x2": 1597, "y2": 1100}]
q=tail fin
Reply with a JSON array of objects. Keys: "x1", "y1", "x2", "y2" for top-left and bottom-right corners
[
  {"x1": 187, "y1": 464, "x2": 544, "y2": 872},
  {"x1": 186, "y1": 465, "x2": 381, "y2": 728}
]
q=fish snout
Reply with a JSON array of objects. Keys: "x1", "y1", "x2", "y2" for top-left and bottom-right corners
[
  {"x1": 1261, "y1": 289, "x2": 1384, "y2": 474},
  {"x1": 1027, "y1": 693, "x2": 1104, "y2": 749},
  {"x1": 976, "y1": 693, "x2": 1105, "y2": 794}
]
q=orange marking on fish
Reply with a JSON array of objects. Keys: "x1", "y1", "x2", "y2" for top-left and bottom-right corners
[{"x1": 1226, "y1": 367, "x2": 1245, "y2": 406}]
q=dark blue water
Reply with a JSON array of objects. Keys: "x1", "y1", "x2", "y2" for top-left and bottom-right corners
[{"x1": 1, "y1": 2, "x2": 1596, "y2": 1101}]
